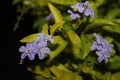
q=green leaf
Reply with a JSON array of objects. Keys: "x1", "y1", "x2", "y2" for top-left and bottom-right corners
[
  {"x1": 35, "y1": 75, "x2": 50, "y2": 80},
  {"x1": 80, "y1": 34, "x2": 93, "y2": 59},
  {"x1": 102, "y1": 72, "x2": 111, "y2": 80},
  {"x1": 90, "y1": 70, "x2": 111, "y2": 80},
  {"x1": 90, "y1": 70, "x2": 103, "y2": 80},
  {"x1": 48, "y1": 36, "x2": 68, "y2": 61},
  {"x1": 50, "y1": 21, "x2": 65, "y2": 35},
  {"x1": 66, "y1": 30, "x2": 81, "y2": 58},
  {"x1": 50, "y1": 64, "x2": 83, "y2": 80},
  {"x1": 37, "y1": 0, "x2": 49, "y2": 6},
  {"x1": 114, "y1": 40, "x2": 120, "y2": 52},
  {"x1": 102, "y1": 25, "x2": 120, "y2": 34},
  {"x1": 20, "y1": 33, "x2": 38, "y2": 43},
  {"x1": 105, "y1": 8, "x2": 120, "y2": 19},
  {"x1": 27, "y1": 65, "x2": 52, "y2": 78},
  {"x1": 104, "y1": 36, "x2": 114, "y2": 43},
  {"x1": 56, "y1": 63, "x2": 70, "y2": 72},
  {"x1": 41, "y1": 24, "x2": 49, "y2": 34},
  {"x1": 95, "y1": 0, "x2": 105, "y2": 7},
  {"x1": 49, "y1": 64, "x2": 70, "y2": 78},
  {"x1": 109, "y1": 56, "x2": 120, "y2": 69},
  {"x1": 81, "y1": 62, "x2": 94, "y2": 73},
  {"x1": 50, "y1": 0, "x2": 77, "y2": 5},
  {"x1": 48, "y1": 3, "x2": 63, "y2": 23},
  {"x1": 85, "y1": 55, "x2": 97, "y2": 63},
  {"x1": 111, "y1": 72, "x2": 120, "y2": 80},
  {"x1": 82, "y1": 42, "x2": 92, "y2": 59},
  {"x1": 84, "y1": 19, "x2": 116, "y2": 32},
  {"x1": 112, "y1": 19, "x2": 120, "y2": 24}
]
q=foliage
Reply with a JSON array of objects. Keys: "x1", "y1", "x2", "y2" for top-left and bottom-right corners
[{"x1": 13, "y1": 0, "x2": 120, "y2": 80}]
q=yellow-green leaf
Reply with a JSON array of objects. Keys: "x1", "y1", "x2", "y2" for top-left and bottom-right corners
[
  {"x1": 50, "y1": 21, "x2": 65, "y2": 35},
  {"x1": 48, "y1": 3, "x2": 63, "y2": 23},
  {"x1": 56, "y1": 63, "x2": 69, "y2": 72},
  {"x1": 50, "y1": 65, "x2": 63, "y2": 78},
  {"x1": 81, "y1": 62, "x2": 94, "y2": 73},
  {"x1": 20, "y1": 33, "x2": 38, "y2": 43},
  {"x1": 27, "y1": 65, "x2": 52, "y2": 78},
  {"x1": 48, "y1": 36, "x2": 68, "y2": 61},
  {"x1": 80, "y1": 34, "x2": 93, "y2": 59},
  {"x1": 66, "y1": 30, "x2": 81, "y2": 56},
  {"x1": 103, "y1": 25, "x2": 120, "y2": 34},
  {"x1": 111, "y1": 72, "x2": 120, "y2": 80},
  {"x1": 50, "y1": 65, "x2": 83, "y2": 80},
  {"x1": 41, "y1": 24, "x2": 49, "y2": 34},
  {"x1": 82, "y1": 42, "x2": 92, "y2": 59},
  {"x1": 49, "y1": 64, "x2": 69, "y2": 78},
  {"x1": 90, "y1": 70, "x2": 111, "y2": 80},
  {"x1": 37, "y1": 0, "x2": 48, "y2": 6},
  {"x1": 84, "y1": 19, "x2": 116, "y2": 32},
  {"x1": 109, "y1": 56, "x2": 120, "y2": 69},
  {"x1": 50, "y1": 0, "x2": 77, "y2": 5}
]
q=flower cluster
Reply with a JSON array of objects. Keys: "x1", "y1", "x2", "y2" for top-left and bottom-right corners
[
  {"x1": 19, "y1": 33, "x2": 54, "y2": 60},
  {"x1": 91, "y1": 33, "x2": 113, "y2": 63},
  {"x1": 68, "y1": 1, "x2": 94, "y2": 19}
]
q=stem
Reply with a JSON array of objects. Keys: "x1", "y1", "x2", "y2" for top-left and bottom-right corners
[{"x1": 13, "y1": 5, "x2": 28, "y2": 31}]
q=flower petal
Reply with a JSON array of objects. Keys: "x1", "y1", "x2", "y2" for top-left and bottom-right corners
[
  {"x1": 98, "y1": 56, "x2": 104, "y2": 63},
  {"x1": 41, "y1": 47, "x2": 50, "y2": 54},
  {"x1": 19, "y1": 46, "x2": 26, "y2": 52},
  {"x1": 28, "y1": 53, "x2": 35, "y2": 60},
  {"x1": 21, "y1": 52, "x2": 27, "y2": 59},
  {"x1": 38, "y1": 52, "x2": 44, "y2": 60}
]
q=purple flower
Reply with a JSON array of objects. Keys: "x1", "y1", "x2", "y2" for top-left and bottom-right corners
[
  {"x1": 45, "y1": 13, "x2": 53, "y2": 21},
  {"x1": 37, "y1": 46, "x2": 50, "y2": 60},
  {"x1": 44, "y1": 35, "x2": 54, "y2": 44},
  {"x1": 83, "y1": 1, "x2": 90, "y2": 7},
  {"x1": 83, "y1": 1, "x2": 94, "y2": 18},
  {"x1": 36, "y1": 33, "x2": 54, "y2": 44},
  {"x1": 19, "y1": 43, "x2": 37, "y2": 60},
  {"x1": 96, "y1": 50, "x2": 110, "y2": 63},
  {"x1": 19, "y1": 33, "x2": 54, "y2": 60},
  {"x1": 71, "y1": 2, "x2": 84, "y2": 13},
  {"x1": 90, "y1": 10, "x2": 94, "y2": 18},
  {"x1": 71, "y1": 3, "x2": 80, "y2": 9},
  {"x1": 35, "y1": 40, "x2": 50, "y2": 60},
  {"x1": 68, "y1": 1, "x2": 94, "y2": 19},
  {"x1": 37, "y1": 40, "x2": 47, "y2": 48},
  {"x1": 91, "y1": 33, "x2": 113, "y2": 63},
  {"x1": 68, "y1": 10, "x2": 80, "y2": 19},
  {"x1": 78, "y1": 3, "x2": 84, "y2": 13},
  {"x1": 84, "y1": 8, "x2": 91, "y2": 16},
  {"x1": 91, "y1": 41, "x2": 103, "y2": 51}
]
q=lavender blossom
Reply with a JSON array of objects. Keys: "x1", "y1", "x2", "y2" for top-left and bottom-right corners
[
  {"x1": 36, "y1": 45, "x2": 50, "y2": 60},
  {"x1": 19, "y1": 43, "x2": 37, "y2": 60},
  {"x1": 91, "y1": 33, "x2": 113, "y2": 63},
  {"x1": 83, "y1": 1, "x2": 94, "y2": 18},
  {"x1": 68, "y1": 1, "x2": 94, "y2": 19},
  {"x1": 96, "y1": 50, "x2": 110, "y2": 63},
  {"x1": 36, "y1": 33, "x2": 54, "y2": 44},
  {"x1": 67, "y1": 10, "x2": 80, "y2": 19},
  {"x1": 71, "y1": 2, "x2": 84, "y2": 13},
  {"x1": 84, "y1": 8, "x2": 91, "y2": 16},
  {"x1": 45, "y1": 13, "x2": 53, "y2": 21},
  {"x1": 19, "y1": 33, "x2": 54, "y2": 60}
]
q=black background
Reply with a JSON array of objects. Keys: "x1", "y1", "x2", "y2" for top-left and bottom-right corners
[{"x1": 4, "y1": 0, "x2": 36, "y2": 80}]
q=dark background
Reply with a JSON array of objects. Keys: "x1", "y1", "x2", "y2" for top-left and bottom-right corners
[{"x1": 5, "y1": 0, "x2": 36, "y2": 80}]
